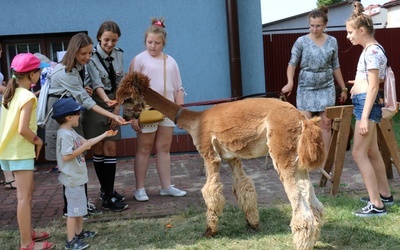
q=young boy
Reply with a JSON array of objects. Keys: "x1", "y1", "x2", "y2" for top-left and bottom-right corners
[{"x1": 52, "y1": 98, "x2": 118, "y2": 249}]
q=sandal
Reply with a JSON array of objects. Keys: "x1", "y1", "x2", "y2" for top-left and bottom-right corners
[
  {"x1": 20, "y1": 241, "x2": 55, "y2": 250},
  {"x1": 4, "y1": 180, "x2": 16, "y2": 190},
  {"x1": 32, "y1": 231, "x2": 51, "y2": 242}
]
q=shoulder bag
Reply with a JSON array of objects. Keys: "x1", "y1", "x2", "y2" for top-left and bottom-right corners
[{"x1": 139, "y1": 54, "x2": 166, "y2": 123}]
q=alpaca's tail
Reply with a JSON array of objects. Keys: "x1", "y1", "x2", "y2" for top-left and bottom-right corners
[{"x1": 297, "y1": 117, "x2": 325, "y2": 171}]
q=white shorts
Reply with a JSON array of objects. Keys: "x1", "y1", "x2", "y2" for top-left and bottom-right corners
[{"x1": 141, "y1": 117, "x2": 175, "y2": 133}]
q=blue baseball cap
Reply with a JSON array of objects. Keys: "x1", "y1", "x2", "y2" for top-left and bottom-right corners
[{"x1": 51, "y1": 98, "x2": 86, "y2": 119}]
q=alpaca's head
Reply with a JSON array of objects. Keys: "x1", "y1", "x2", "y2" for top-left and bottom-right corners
[{"x1": 116, "y1": 71, "x2": 150, "y2": 121}]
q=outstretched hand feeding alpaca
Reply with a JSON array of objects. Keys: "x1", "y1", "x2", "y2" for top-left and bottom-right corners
[{"x1": 117, "y1": 71, "x2": 326, "y2": 250}]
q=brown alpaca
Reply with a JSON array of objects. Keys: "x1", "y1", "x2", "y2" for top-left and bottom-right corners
[{"x1": 116, "y1": 72, "x2": 326, "y2": 250}]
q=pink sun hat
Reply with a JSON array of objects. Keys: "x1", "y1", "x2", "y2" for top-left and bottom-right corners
[{"x1": 11, "y1": 53, "x2": 51, "y2": 73}]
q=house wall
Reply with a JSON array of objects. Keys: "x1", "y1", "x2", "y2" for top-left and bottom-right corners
[
  {"x1": 262, "y1": 2, "x2": 389, "y2": 35},
  {"x1": 262, "y1": 2, "x2": 354, "y2": 34},
  {"x1": 0, "y1": 0, "x2": 266, "y2": 160},
  {"x1": 386, "y1": 6, "x2": 400, "y2": 27}
]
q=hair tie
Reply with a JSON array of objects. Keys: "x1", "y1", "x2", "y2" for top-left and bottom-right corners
[
  {"x1": 154, "y1": 20, "x2": 165, "y2": 28},
  {"x1": 12, "y1": 75, "x2": 17, "y2": 79}
]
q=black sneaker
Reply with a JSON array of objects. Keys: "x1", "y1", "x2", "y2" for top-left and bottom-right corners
[
  {"x1": 76, "y1": 229, "x2": 97, "y2": 240},
  {"x1": 360, "y1": 194, "x2": 394, "y2": 205},
  {"x1": 87, "y1": 201, "x2": 102, "y2": 215},
  {"x1": 102, "y1": 197, "x2": 128, "y2": 212},
  {"x1": 65, "y1": 236, "x2": 89, "y2": 250},
  {"x1": 352, "y1": 202, "x2": 387, "y2": 217},
  {"x1": 99, "y1": 189, "x2": 125, "y2": 202}
]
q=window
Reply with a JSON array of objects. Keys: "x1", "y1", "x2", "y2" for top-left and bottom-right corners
[{"x1": 0, "y1": 32, "x2": 84, "y2": 80}]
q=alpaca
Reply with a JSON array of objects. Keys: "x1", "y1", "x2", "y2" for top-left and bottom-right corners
[{"x1": 116, "y1": 72, "x2": 326, "y2": 250}]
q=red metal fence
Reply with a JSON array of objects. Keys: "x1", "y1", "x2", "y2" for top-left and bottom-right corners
[{"x1": 263, "y1": 28, "x2": 400, "y2": 106}]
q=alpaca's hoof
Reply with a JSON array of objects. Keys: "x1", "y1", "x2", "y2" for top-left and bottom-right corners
[
  {"x1": 202, "y1": 228, "x2": 217, "y2": 238},
  {"x1": 247, "y1": 221, "x2": 260, "y2": 232}
]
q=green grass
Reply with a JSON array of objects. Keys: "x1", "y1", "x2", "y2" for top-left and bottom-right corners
[
  {"x1": 391, "y1": 114, "x2": 400, "y2": 146},
  {"x1": 1, "y1": 191, "x2": 400, "y2": 249}
]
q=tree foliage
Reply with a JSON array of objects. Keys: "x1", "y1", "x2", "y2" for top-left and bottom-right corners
[{"x1": 317, "y1": 0, "x2": 345, "y2": 8}]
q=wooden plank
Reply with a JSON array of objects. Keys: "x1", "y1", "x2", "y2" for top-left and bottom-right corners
[
  {"x1": 330, "y1": 106, "x2": 353, "y2": 196},
  {"x1": 378, "y1": 118, "x2": 400, "y2": 176},
  {"x1": 319, "y1": 122, "x2": 338, "y2": 187},
  {"x1": 325, "y1": 105, "x2": 353, "y2": 119},
  {"x1": 377, "y1": 125, "x2": 393, "y2": 178}
]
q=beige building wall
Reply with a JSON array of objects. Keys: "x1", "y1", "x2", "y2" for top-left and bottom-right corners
[{"x1": 386, "y1": 6, "x2": 400, "y2": 28}]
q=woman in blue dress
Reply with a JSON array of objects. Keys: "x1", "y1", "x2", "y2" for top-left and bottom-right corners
[{"x1": 281, "y1": 6, "x2": 348, "y2": 157}]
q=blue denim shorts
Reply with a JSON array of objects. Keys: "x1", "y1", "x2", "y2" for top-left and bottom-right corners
[{"x1": 352, "y1": 93, "x2": 382, "y2": 123}]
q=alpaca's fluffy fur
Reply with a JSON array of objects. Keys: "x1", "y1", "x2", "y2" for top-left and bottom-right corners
[{"x1": 117, "y1": 72, "x2": 326, "y2": 250}]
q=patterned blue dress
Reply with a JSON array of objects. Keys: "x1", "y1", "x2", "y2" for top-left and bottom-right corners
[{"x1": 289, "y1": 35, "x2": 340, "y2": 112}]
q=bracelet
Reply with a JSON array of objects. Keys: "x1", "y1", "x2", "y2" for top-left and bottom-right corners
[
  {"x1": 33, "y1": 135, "x2": 39, "y2": 144},
  {"x1": 341, "y1": 87, "x2": 348, "y2": 93}
]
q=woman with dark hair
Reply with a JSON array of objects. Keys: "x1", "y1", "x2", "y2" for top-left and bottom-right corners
[
  {"x1": 84, "y1": 21, "x2": 128, "y2": 212},
  {"x1": 281, "y1": 6, "x2": 347, "y2": 160}
]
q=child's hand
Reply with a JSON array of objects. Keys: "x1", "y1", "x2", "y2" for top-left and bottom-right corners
[
  {"x1": 85, "y1": 86, "x2": 93, "y2": 96},
  {"x1": 35, "y1": 138, "x2": 43, "y2": 160},
  {"x1": 105, "y1": 130, "x2": 118, "y2": 137},
  {"x1": 82, "y1": 140, "x2": 93, "y2": 150},
  {"x1": 105, "y1": 99, "x2": 118, "y2": 108},
  {"x1": 113, "y1": 115, "x2": 130, "y2": 125}
]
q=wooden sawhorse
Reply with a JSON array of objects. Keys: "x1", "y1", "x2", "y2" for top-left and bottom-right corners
[{"x1": 319, "y1": 105, "x2": 400, "y2": 196}]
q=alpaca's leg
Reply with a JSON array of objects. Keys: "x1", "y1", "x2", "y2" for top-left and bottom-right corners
[
  {"x1": 201, "y1": 158, "x2": 226, "y2": 237},
  {"x1": 310, "y1": 185, "x2": 324, "y2": 244},
  {"x1": 280, "y1": 168, "x2": 318, "y2": 250},
  {"x1": 227, "y1": 158, "x2": 259, "y2": 230}
]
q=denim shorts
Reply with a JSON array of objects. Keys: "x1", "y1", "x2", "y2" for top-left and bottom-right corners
[{"x1": 352, "y1": 93, "x2": 382, "y2": 123}]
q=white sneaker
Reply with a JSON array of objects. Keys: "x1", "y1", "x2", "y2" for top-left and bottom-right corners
[
  {"x1": 160, "y1": 185, "x2": 187, "y2": 197},
  {"x1": 134, "y1": 188, "x2": 149, "y2": 202}
]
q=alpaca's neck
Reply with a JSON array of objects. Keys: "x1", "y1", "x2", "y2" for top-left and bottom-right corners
[{"x1": 143, "y1": 88, "x2": 200, "y2": 130}]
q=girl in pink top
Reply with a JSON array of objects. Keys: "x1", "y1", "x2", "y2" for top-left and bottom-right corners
[{"x1": 129, "y1": 18, "x2": 187, "y2": 201}]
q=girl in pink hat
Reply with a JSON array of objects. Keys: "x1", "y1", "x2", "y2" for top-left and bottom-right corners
[{"x1": 0, "y1": 53, "x2": 54, "y2": 250}]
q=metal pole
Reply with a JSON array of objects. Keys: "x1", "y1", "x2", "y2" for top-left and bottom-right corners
[{"x1": 225, "y1": 0, "x2": 243, "y2": 98}]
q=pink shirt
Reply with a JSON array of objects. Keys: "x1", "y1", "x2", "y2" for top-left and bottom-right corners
[{"x1": 132, "y1": 51, "x2": 183, "y2": 103}]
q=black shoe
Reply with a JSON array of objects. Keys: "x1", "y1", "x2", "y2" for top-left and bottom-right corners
[
  {"x1": 99, "y1": 189, "x2": 125, "y2": 202},
  {"x1": 76, "y1": 229, "x2": 97, "y2": 240},
  {"x1": 87, "y1": 200, "x2": 102, "y2": 215},
  {"x1": 360, "y1": 194, "x2": 394, "y2": 205},
  {"x1": 102, "y1": 197, "x2": 128, "y2": 212},
  {"x1": 65, "y1": 236, "x2": 89, "y2": 250},
  {"x1": 352, "y1": 202, "x2": 387, "y2": 217}
]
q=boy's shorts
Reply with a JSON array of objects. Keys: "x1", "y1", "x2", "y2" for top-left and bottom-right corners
[
  {"x1": 65, "y1": 185, "x2": 87, "y2": 217},
  {"x1": 0, "y1": 159, "x2": 35, "y2": 171},
  {"x1": 352, "y1": 93, "x2": 382, "y2": 123}
]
